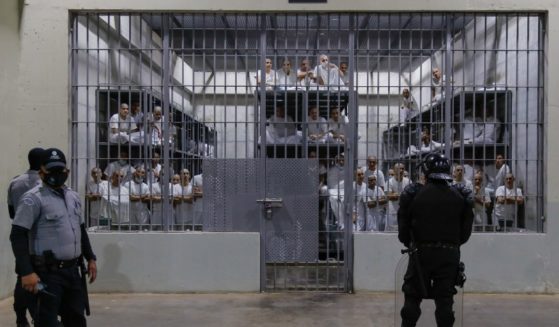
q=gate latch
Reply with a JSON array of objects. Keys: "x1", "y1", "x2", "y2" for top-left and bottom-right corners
[{"x1": 256, "y1": 198, "x2": 283, "y2": 218}]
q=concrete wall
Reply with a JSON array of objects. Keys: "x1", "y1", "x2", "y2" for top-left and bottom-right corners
[
  {"x1": 1, "y1": 0, "x2": 559, "y2": 299},
  {"x1": 0, "y1": 0, "x2": 24, "y2": 301},
  {"x1": 88, "y1": 232, "x2": 260, "y2": 292},
  {"x1": 354, "y1": 232, "x2": 554, "y2": 293}
]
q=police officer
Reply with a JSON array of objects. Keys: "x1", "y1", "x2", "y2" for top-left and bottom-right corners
[
  {"x1": 397, "y1": 153, "x2": 474, "y2": 327},
  {"x1": 7, "y1": 147, "x2": 44, "y2": 327},
  {"x1": 10, "y1": 148, "x2": 97, "y2": 327}
]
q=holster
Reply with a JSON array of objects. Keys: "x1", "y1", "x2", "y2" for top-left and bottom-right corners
[{"x1": 31, "y1": 250, "x2": 58, "y2": 272}]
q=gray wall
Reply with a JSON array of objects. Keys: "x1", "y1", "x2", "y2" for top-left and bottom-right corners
[
  {"x1": 0, "y1": 0, "x2": 23, "y2": 301},
  {"x1": 1, "y1": 0, "x2": 559, "y2": 299},
  {"x1": 89, "y1": 233, "x2": 260, "y2": 292},
  {"x1": 354, "y1": 232, "x2": 555, "y2": 293}
]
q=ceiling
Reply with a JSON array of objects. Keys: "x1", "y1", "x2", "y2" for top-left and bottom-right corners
[{"x1": 142, "y1": 13, "x2": 474, "y2": 72}]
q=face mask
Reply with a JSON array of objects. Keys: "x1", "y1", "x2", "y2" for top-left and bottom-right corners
[
  {"x1": 45, "y1": 171, "x2": 68, "y2": 188},
  {"x1": 119, "y1": 159, "x2": 127, "y2": 165},
  {"x1": 321, "y1": 61, "x2": 328, "y2": 69},
  {"x1": 134, "y1": 176, "x2": 143, "y2": 184}
]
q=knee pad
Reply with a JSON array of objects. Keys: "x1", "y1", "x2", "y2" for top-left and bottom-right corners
[
  {"x1": 401, "y1": 297, "x2": 422, "y2": 325},
  {"x1": 434, "y1": 297, "x2": 455, "y2": 327}
]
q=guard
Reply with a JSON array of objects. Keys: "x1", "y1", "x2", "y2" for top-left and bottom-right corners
[
  {"x1": 397, "y1": 153, "x2": 474, "y2": 327},
  {"x1": 7, "y1": 147, "x2": 44, "y2": 327},
  {"x1": 10, "y1": 148, "x2": 97, "y2": 327}
]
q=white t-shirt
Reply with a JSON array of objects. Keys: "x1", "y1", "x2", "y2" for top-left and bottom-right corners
[
  {"x1": 400, "y1": 97, "x2": 419, "y2": 120},
  {"x1": 257, "y1": 69, "x2": 276, "y2": 86},
  {"x1": 101, "y1": 184, "x2": 130, "y2": 224},
  {"x1": 494, "y1": 185, "x2": 523, "y2": 222},
  {"x1": 327, "y1": 165, "x2": 345, "y2": 191},
  {"x1": 192, "y1": 174, "x2": 204, "y2": 214},
  {"x1": 488, "y1": 164, "x2": 511, "y2": 192},
  {"x1": 387, "y1": 177, "x2": 411, "y2": 217},
  {"x1": 363, "y1": 168, "x2": 386, "y2": 191},
  {"x1": 86, "y1": 180, "x2": 108, "y2": 223},
  {"x1": 308, "y1": 116, "x2": 328, "y2": 136},
  {"x1": 364, "y1": 185, "x2": 385, "y2": 219},
  {"x1": 110, "y1": 113, "x2": 137, "y2": 134},
  {"x1": 353, "y1": 182, "x2": 367, "y2": 202},
  {"x1": 340, "y1": 73, "x2": 350, "y2": 86},
  {"x1": 175, "y1": 183, "x2": 194, "y2": 225},
  {"x1": 312, "y1": 65, "x2": 343, "y2": 86},
  {"x1": 149, "y1": 115, "x2": 165, "y2": 139},
  {"x1": 327, "y1": 116, "x2": 349, "y2": 137},
  {"x1": 352, "y1": 182, "x2": 367, "y2": 229},
  {"x1": 431, "y1": 74, "x2": 447, "y2": 99},
  {"x1": 463, "y1": 164, "x2": 475, "y2": 182},
  {"x1": 268, "y1": 114, "x2": 296, "y2": 138},
  {"x1": 420, "y1": 140, "x2": 443, "y2": 153},
  {"x1": 86, "y1": 180, "x2": 107, "y2": 196},
  {"x1": 473, "y1": 186, "x2": 491, "y2": 225},
  {"x1": 122, "y1": 180, "x2": 149, "y2": 197},
  {"x1": 170, "y1": 183, "x2": 182, "y2": 198},
  {"x1": 122, "y1": 180, "x2": 149, "y2": 223},
  {"x1": 297, "y1": 69, "x2": 315, "y2": 87},
  {"x1": 463, "y1": 115, "x2": 501, "y2": 144},
  {"x1": 276, "y1": 69, "x2": 297, "y2": 86},
  {"x1": 146, "y1": 163, "x2": 162, "y2": 184},
  {"x1": 453, "y1": 178, "x2": 474, "y2": 192},
  {"x1": 147, "y1": 182, "x2": 163, "y2": 224},
  {"x1": 478, "y1": 116, "x2": 501, "y2": 143}
]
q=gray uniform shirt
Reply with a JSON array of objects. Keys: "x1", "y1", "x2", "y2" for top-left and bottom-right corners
[
  {"x1": 7, "y1": 170, "x2": 42, "y2": 217},
  {"x1": 12, "y1": 184, "x2": 84, "y2": 260}
]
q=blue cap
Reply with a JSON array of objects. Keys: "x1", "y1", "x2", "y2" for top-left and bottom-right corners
[{"x1": 42, "y1": 148, "x2": 67, "y2": 170}]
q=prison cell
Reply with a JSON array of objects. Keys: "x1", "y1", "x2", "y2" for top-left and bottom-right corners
[{"x1": 71, "y1": 12, "x2": 545, "y2": 291}]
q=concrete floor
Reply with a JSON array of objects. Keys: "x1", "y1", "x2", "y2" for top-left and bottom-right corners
[{"x1": 1, "y1": 292, "x2": 558, "y2": 327}]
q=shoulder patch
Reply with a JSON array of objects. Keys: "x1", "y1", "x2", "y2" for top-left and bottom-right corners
[{"x1": 21, "y1": 194, "x2": 37, "y2": 207}]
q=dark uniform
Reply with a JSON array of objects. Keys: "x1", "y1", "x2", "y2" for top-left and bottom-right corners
[
  {"x1": 10, "y1": 148, "x2": 97, "y2": 327},
  {"x1": 7, "y1": 148, "x2": 44, "y2": 327},
  {"x1": 397, "y1": 153, "x2": 474, "y2": 327}
]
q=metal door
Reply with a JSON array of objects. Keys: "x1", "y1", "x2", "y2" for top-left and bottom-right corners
[{"x1": 202, "y1": 157, "x2": 352, "y2": 292}]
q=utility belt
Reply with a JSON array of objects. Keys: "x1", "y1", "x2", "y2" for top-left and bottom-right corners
[
  {"x1": 417, "y1": 241, "x2": 459, "y2": 250},
  {"x1": 31, "y1": 253, "x2": 81, "y2": 272}
]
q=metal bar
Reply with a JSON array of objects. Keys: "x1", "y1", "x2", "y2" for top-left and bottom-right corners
[
  {"x1": 343, "y1": 12, "x2": 356, "y2": 293},
  {"x1": 70, "y1": 14, "x2": 79, "y2": 191},
  {"x1": 258, "y1": 14, "x2": 267, "y2": 292},
  {"x1": 444, "y1": 14, "x2": 453, "y2": 157},
  {"x1": 537, "y1": 14, "x2": 545, "y2": 232},
  {"x1": 161, "y1": 14, "x2": 172, "y2": 232}
]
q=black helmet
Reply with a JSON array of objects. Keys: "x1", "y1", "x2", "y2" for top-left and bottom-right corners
[{"x1": 421, "y1": 153, "x2": 452, "y2": 181}]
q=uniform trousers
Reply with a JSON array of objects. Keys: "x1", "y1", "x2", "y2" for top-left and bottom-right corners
[
  {"x1": 34, "y1": 266, "x2": 87, "y2": 327},
  {"x1": 14, "y1": 276, "x2": 35, "y2": 324},
  {"x1": 401, "y1": 247, "x2": 459, "y2": 327}
]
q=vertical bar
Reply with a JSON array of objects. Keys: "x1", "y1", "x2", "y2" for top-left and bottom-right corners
[
  {"x1": 70, "y1": 13, "x2": 78, "y2": 190},
  {"x1": 161, "y1": 14, "x2": 172, "y2": 232},
  {"x1": 343, "y1": 13, "x2": 356, "y2": 293},
  {"x1": 523, "y1": 15, "x2": 530, "y2": 229},
  {"x1": 538, "y1": 14, "x2": 545, "y2": 232},
  {"x1": 444, "y1": 14, "x2": 453, "y2": 156},
  {"x1": 258, "y1": 14, "x2": 267, "y2": 292}
]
